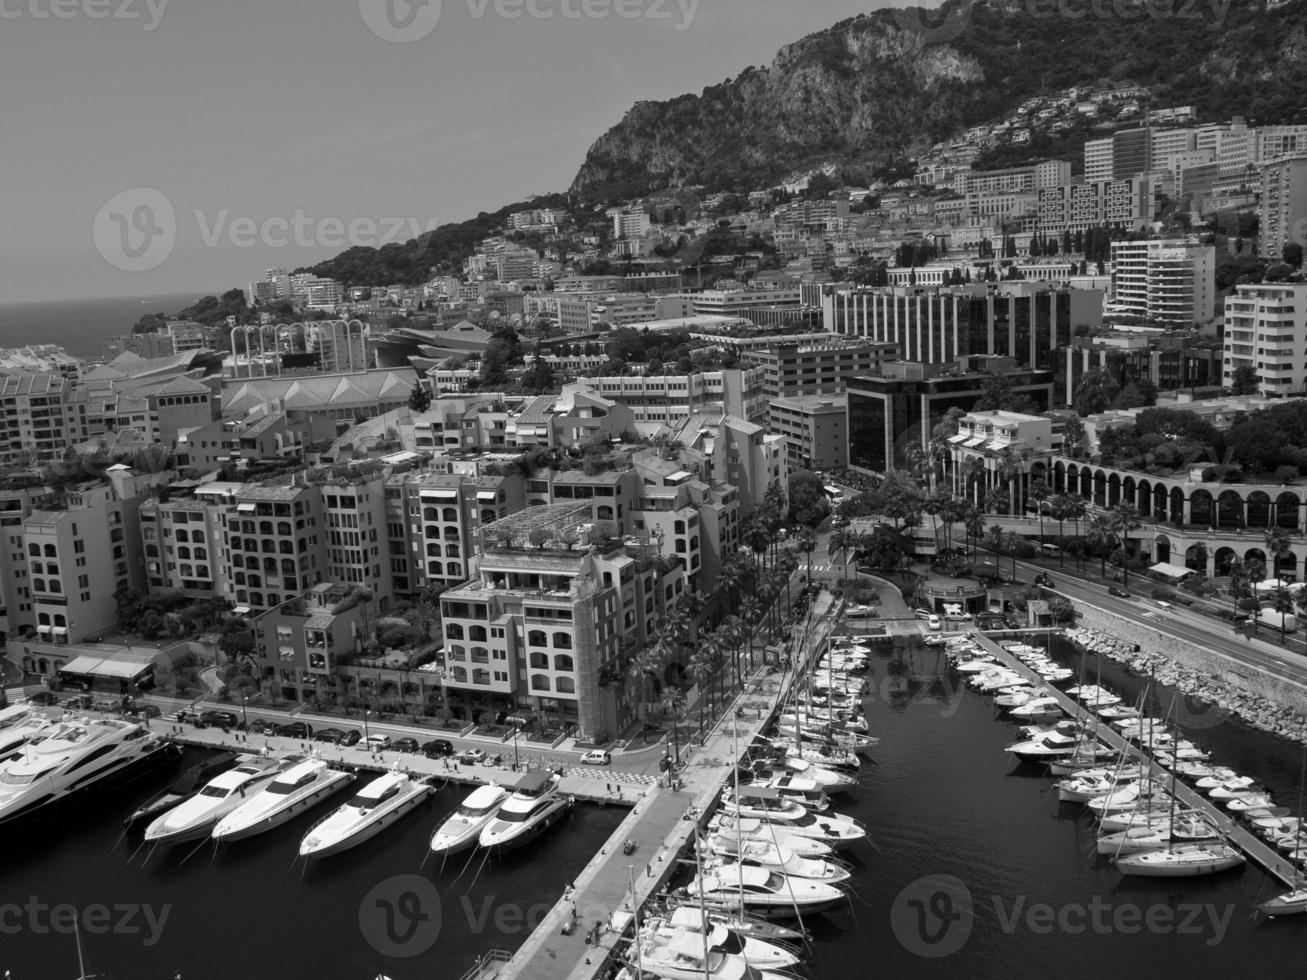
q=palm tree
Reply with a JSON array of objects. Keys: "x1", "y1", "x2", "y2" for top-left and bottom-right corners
[
  {"x1": 659, "y1": 684, "x2": 686, "y2": 765},
  {"x1": 1029, "y1": 478, "x2": 1050, "y2": 542},
  {"x1": 1086, "y1": 515, "x2": 1115, "y2": 580},
  {"x1": 1110, "y1": 503, "x2": 1143, "y2": 589},
  {"x1": 996, "y1": 449, "x2": 1024, "y2": 517},
  {"x1": 1001, "y1": 530, "x2": 1023, "y2": 581},
  {"x1": 793, "y1": 527, "x2": 818, "y2": 585},
  {"x1": 626, "y1": 644, "x2": 663, "y2": 722},
  {"x1": 686, "y1": 648, "x2": 713, "y2": 738},
  {"x1": 739, "y1": 596, "x2": 761, "y2": 667},
  {"x1": 1265, "y1": 527, "x2": 1293, "y2": 581},
  {"x1": 984, "y1": 524, "x2": 1007, "y2": 578},
  {"x1": 1270, "y1": 585, "x2": 1296, "y2": 644},
  {"x1": 1064, "y1": 495, "x2": 1088, "y2": 570},
  {"x1": 962, "y1": 456, "x2": 986, "y2": 506},
  {"x1": 964, "y1": 506, "x2": 987, "y2": 560}
]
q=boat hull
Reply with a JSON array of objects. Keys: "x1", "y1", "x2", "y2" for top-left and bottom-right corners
[{"x1": 300, "y1": 786, "x2": 431, "y2": 859}]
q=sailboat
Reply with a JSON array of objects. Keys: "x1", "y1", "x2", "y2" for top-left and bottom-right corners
[{"x1": 1259, "y1": 747, "x2": 1307, "y2": 917}]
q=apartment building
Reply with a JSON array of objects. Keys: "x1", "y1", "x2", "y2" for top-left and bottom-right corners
[
  {"x1": 250, "y1": 582, "x2": 369, "y2": 706},
  {"x1": 687, "y1": 286, "x2": 802, "y2": 317},
  {"x1": 439, "y1": 503, "x2": 686, "y2": 740},
  {"x1": 769, "y1": 395, "x2": 849, "y2": 471},
  {"x1": 823, "y1": 282, "x2": 1102, "y2": 372},
  {"x1": 1110, "y1": 239, "x2": 1217, "y2": 326},
  {"x1": 745, "y1": 340, "x2": 899, "y2": 402},
  {"x1": 1260, "y1": 154, "x2": 1307, "y2": 262},
  {"x1": 23, "y1": 468, "x2": 162, "y2": 643},
  {"x1": 0, "y1": 486, "x2": 37, "y2": 640},
  {"x1": 671, "y1": 412, "x2": 788, "y2": 522},
  {"x1": 0, "y1": 373, "x2": 72, "y2": 463},
  {"x1": 957, "y1": 161, "x2": 1072, "y2": 197},
  {"x1": 1084, "y1": 137, "x2": 1115, "y2": 183},
  {"x1": 1223, "y1": 282, "x2": 1307, "y2": 395},
  {"x1": 1036, "y1": 177, "x2": 1156, "y2": 235},
  {"x1": 224, "y1": 484, "x2": 326, "y2": 615},
  {"x1": 1059, "y1": 334, "x2": 1223, "y2": 405},
  {"x1": 140, "y1": 492, "x2": 231, "y2": 599},
  {"x1": 613, "y1": 211, "x2": 652, "y2": 239},
  {"x1": 567, "y1": 368, "x2": 767, "y2": 427},
  {"x1": 175, "y1": 410, "x2": 337, "y2": 473}
]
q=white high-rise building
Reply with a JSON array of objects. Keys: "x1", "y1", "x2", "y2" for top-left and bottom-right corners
[
  {"x1": 1110, "y1": 239, "x2": 1216, "y2": 327},
  {"x1": 1260, "y1": 153, "x2": 1307, "y2": 262},
  {"x1": 1224, "y1": 282, "x2": 1307, "y2": 395},
  {"x1": 1084, "y1": 137, "x2": 1114, "y2": 184}
]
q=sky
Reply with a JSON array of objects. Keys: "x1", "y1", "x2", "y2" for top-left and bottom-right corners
[{"x1": 0, "y1": 0, "x2": 922, "y2": 303}]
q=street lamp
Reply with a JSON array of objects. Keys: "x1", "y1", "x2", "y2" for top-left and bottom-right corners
[
  {"x1": 241, "y1": 695, "x2": 249, "y2": 732},
  {"x1": 363, "y1": 704, "x2": 372, "y2": 745},
  {"x1": 511, "y1": 723, "x2": 521, "y2": 771}
]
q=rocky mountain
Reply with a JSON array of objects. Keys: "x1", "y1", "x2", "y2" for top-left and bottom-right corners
[{"x1": 569, "y1": 0, "x2": 1307, "y2": 199}]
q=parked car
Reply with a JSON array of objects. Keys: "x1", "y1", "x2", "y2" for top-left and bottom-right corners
[
  {"x1": 314, "y1": 728, "x2": 345, "y2": 744},
  {"x1": 914, "y1": 608, "x2": 934, "y2": 620},
  {"x1": 24, "y1": 692, "x2": 59, "y2": 706},
  {"x1": 125, "y1": 704, "x2": 162, "y2": 720},
  {"x1": 393, "y1": 737, "x2": 420, "y2": 754},
  {"x1": 275, "y1": 722, "x2": 314, "y2": 739},
  {"x1": 459, "y1": 748, "x2": 487, "y2": 765},
  {"x1": 246, "y1": 718, "x2": 277, "y2": 735},
  {"x1": 339, "y1": 729, "x2": 362, "y2": 747},
  {"x1": 927, "y1": 614, "x2": 942, "y2": 632},
  {"x1": 198, "y1": 710, "x2": 239, "y2": 730},
  {"x1": 364, "y1": 734, "x2": 392, "y2": 750},
  {"x1": 422, "y1": 739, "x2": 454, "y2": 758},
  {"x1": 581, "y1": 749, "x2": 612, "y2": 766}
]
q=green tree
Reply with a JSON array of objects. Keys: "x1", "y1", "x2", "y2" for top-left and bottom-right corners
[
  {"x1": 1109, "y1": 503, "x2": 1143, "y2": 589},
  {"x1": 1086, "y1": 515, "x2": 1115, "y2": 580},
  {"x1": 1073, "y1": 370, "x2": 1121, "y2": 417},
  {"x1": 1230, "y1": 365, "x2": 1260, "y2": 396},
  {"x1": 407, "y1": 380, "x2": 432, "y2": 413}
]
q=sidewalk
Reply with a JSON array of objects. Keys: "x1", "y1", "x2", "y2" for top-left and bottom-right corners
[{"x1": 495, "y1": 592, "x2": 837, "y2": 980}]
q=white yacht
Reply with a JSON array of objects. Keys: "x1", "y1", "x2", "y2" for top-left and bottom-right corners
[
  {"x1": 642, "y1": 907, "x2": 801, "y2": 971},
  {"x1": 212, "y1": 758, "x2": 354, "y2": 842},
  {"x1": 145, "y1": 756, "x2": 289, "y2": 844},
  {"x1": 731, "y1": 777, "x2": 829, "y2": 813},
  {"x1": 718, "y1": 790, "x2": 866, "y2": 849},
  {"x1": 685, "y1": 866, "x2": 846, "y2": 918},
  {"x1": 1006, "y1": 730, "x2": 1080, "y2": 762},
  {"x1": 704, "y1": 845, "x2": 851, "y2": 884},
  {"x1": 705, "y1": 821, "x2": 834, "y2": 860},
  {"x1": 749, "y1": 757, "x2": 856, "y2": 794},
  {"x1": 1056, "y1": 766, "x2": 1144, "y2": 804},
  {"x1": 628, "y1": 927, "x2": 793, "y2": 980},
  {"x1": 1009, "y1": 697, "x2": 1065, "y2": 723},
  {"x1": 478, "y1": 771, "x2": 571, "y2": 851},
  {"x1": 300, "y1": 770, "x2": 432, "y2": 859},
  {"x1": 1115, "y1": 842, "x2": 1246, "y2": 877},
  {"x1": 0, "y1": 719, "x2": 174, "y2": 824},
  {"x1": 0, "y1": 712, "x2": 61, "y2": 762},
  {"x1": 429, "y1": 784, "x2": 510, "y2": 855}
]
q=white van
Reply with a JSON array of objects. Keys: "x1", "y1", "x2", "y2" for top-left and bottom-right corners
[{"x1": 1040, "y1": 543, "x2": 1061, "y2": 557}]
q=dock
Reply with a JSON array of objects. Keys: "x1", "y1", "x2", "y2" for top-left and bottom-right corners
[
  {"x1": 492, "y1": 592, "x2": 842, "y2": 980},
  {"x1": 972, "y1": 632, "x2": 1301, "y2": 888}
]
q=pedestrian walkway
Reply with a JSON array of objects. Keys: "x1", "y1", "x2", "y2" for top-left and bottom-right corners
[{"x1": 494, "y1": 592, "x2": 837, "y2": 980}]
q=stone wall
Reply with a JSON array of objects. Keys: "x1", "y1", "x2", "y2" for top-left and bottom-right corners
[{"x1": 1070, "y1": 600, "x2": 1307, "y2": 742}]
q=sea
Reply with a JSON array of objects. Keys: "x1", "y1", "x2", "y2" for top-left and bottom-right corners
[{"x1": 0, "y1": 294, "x2": 209, "y2": 362}]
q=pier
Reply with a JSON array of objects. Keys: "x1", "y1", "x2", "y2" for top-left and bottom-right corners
[
  {"x1": 492, "y1": 592, "x2": 841, "y2": 980},
  {"x1": 972, "y1": 632, "x2": 1302, "y2": 888}
]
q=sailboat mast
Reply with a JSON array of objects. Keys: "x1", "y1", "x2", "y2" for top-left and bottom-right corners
[
  {"x1": 628, "y1": 865, "x2": 644, "y2": 980},
  {"x1": 693, "y1": 825, "x2": 711, "y2": 978}
]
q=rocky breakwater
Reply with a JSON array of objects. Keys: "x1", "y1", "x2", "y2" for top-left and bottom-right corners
[{"x1": 1063, "y1": 626, "x2": 1307, "y2": 745}]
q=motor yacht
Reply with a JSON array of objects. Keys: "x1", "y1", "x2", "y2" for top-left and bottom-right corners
[
  {"x1": 629, "y1": 925, "x2": 794, "y2": 979},
  {"x1": 643, "y1": 907, "x2": 801, "y2": 970},
  {"x1": 300, "y1": 770, "x2": 432, "y2": 859},
  {"x1": 747, "y1": 757, "x2": 856, "y2": 794},
  {"x1": 429, "y1": 783, "x2": 510, "y2": 855},
  {"x1": 1086, "y1": 780, "x2": 1169, "y2": 817},
  {"x1": 478, "y1": 771, "x2": 571, "y2": 851},
  {"x1": 1097, "y1": 814, "x2": 1218, "y2": 856},
  {"x1": 125, "y1": 750, "x2": 241, "y2": 831},
  {"x1": 732, "y1": 777, "x2": 829, "y2": 813},
  {"x1": 684, "y1": 867, "x2": 846, "y2": 919},
  {"x1": 1009, "y1": 697, "x2": 1065, "y2": 723},
  {"x1": 705, "y1": 823, "x2": 834, "y2": 860},
  {"x1": 1057, "y1": 766, "x2": 1144, "y2": 804},
  {"x1": 212, "y1": 758, "x2": 354, "y2": 842},
  {"x1": 144, "y1": 756, "x2": 290, "y2": 845},
  {"x1": 1207, "y1": 777, "x2": 1259, "y2": 799},
  {"x1": 0, "y1": 712, "x2": 61, "y2": 762},
  {"x1": 1006, "y1": 730, "x2": 1081, "y2": 763},
  {"x1": 0, "y1": 719, "x2": 175, "y2": 824},
  {"x1": 703, "y1": 843, "x2": 850, "y2": 884},
  {"x1": 717, "y1": 792, "x2": 865, "y2": 849}
]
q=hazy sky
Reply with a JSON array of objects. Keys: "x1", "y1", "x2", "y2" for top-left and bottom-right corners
[{"x1": 0, "y1": 0, "x2": 914, "y2": 303}]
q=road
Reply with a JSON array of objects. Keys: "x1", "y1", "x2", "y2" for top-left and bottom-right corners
[{"x1": 1004, "y1": 554, "x2": 1307, "y2": 688}]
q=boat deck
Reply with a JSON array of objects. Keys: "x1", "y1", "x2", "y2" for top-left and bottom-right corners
[{"x1": 972, "y1": 632, "x2": 1301, "y2": 888}]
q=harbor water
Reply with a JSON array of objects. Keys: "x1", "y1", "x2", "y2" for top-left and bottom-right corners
[
  {"x1": 0, "y1": 752, "x2": 625, "y2": 980},
  {"x1": 799, "y1": 634, "x2": 1307, "y2": 980}
]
